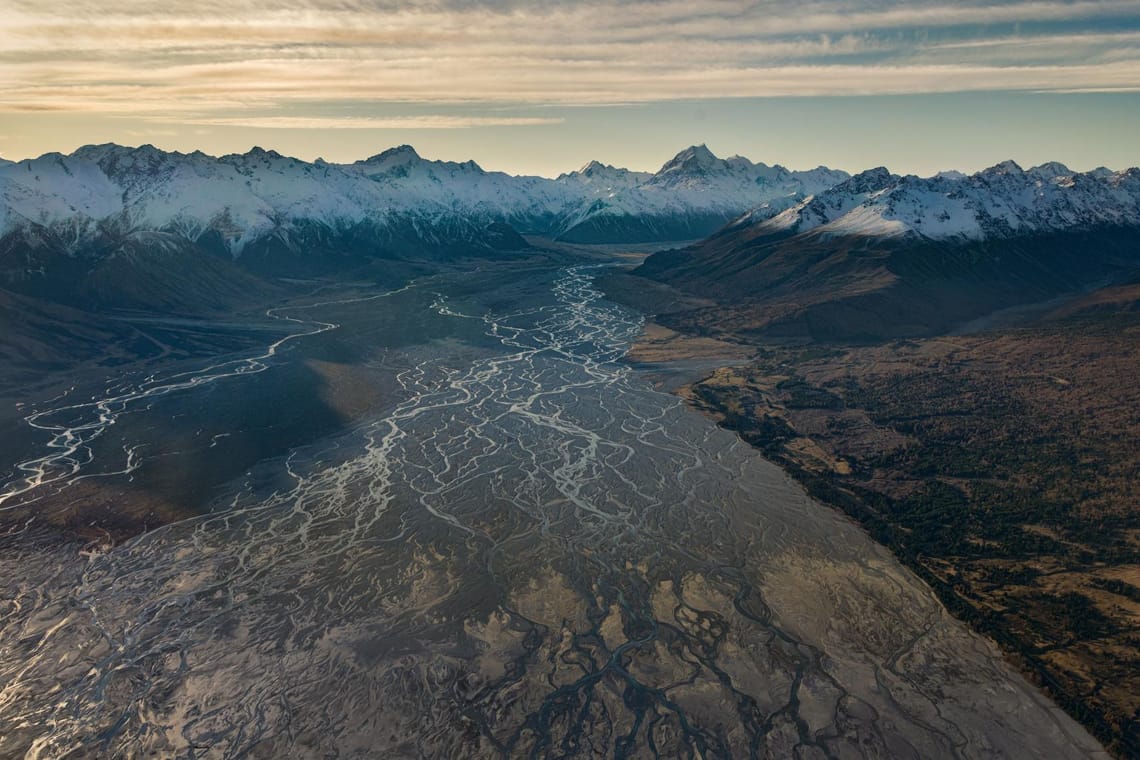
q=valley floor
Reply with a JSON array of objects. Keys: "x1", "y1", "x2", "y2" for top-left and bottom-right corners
[
  {"x1": 604, "y1": 273, "x2": 1140, "y2": 758},
  {"x1": 0, "y1": 254, "x2": 1109, "y2": 758}
]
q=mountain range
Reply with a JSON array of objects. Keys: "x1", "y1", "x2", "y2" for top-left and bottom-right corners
[
  {"x1": 0, "y1": 143, "x2": 844, "y2": 306},
  {"x1": 606, "y1": 159, "x2": 1140, "y2": 760},
  {"x1": 633, "y1": 160, "x2": 1140, "y2": 341},
  {"x1": 3, "y1": 141, "x2": 1137, "y2": 758},
  {"x1": 3, "y1": 141, "x2": 1140, "y2": 338}
]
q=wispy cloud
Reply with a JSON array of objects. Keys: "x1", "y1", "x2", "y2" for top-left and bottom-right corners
[
  {"x1": 173, "y1": 115, "x2": 564, "y2": 129},
  {"x1": 126, "y1": 127, "x2": 180, "y2": 136},
  {"x1": 1, "y1": 0, "x2": 1138, "y2": 119}
]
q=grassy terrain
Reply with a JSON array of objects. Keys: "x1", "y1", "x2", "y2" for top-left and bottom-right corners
[{"x1": 612, "y1": 275, "x2": 1140, "y2": 757}]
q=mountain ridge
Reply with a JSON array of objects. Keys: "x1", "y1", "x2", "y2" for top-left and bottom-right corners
[
  {"x1": 632, "y1": 159, "x2": 1140, "y2": 342},
  {"x1": 0, "y1": 142, "x2": 849, "y2": 254},
  {"x1": 6, "y1": 142, "x2": 1140, "y2": 325},
  {"x1": 0, "y1": 142, "x2": 854, "y2": 311}
]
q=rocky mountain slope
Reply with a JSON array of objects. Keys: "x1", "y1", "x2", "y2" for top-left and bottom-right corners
[
  {"x1": 0, "y1": 144, "x2": 530, "y2": 295},
  {"x1": 0, "y1": 143, "x2": 843, "y2": 257},
  {"x1": 634, "y1": 160, "x2": 1140, "y2": 341},
  {"x1": 552, "y1": 144, "x2": 847, "y2": 243},
  {"x1": 0, "y1": 142, "x2": 846, "y2": 311}
]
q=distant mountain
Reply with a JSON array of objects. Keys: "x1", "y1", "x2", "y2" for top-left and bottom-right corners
[
  {"x1": 0, "y1": 143, "x2": 850, "y2": 310},
  {"x1": 634, "y1": 161, "x2": 1140, "y2": 341},
  {"x1": 0, "y1": 144, "x2": 519, "y2": 311},
  {"x1": 0, "y1": 144, "x2": 531, "y2": 264},
  {"x1": 21, "y1": 144, "x2": 1138, "y2": 334},
  {"x1": 712, "y1": 160, "x2": 1140, "y2": 244},
  {"x1": 553, "y1": 144, "x2": 849, "y2": 243}
]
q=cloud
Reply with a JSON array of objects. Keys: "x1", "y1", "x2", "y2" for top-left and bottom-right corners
[
  {"x1": 171, "y1": 115, "x2": 565, "y2": 128},
  {"x1": 931, "y1": 31, "x2": 1140, "y2": 52},
  {"x1": 6, "y1": 0, "x2": 1137, "y2": 30},
  {"x1": 126, "y1": 127, "x2": 180, "y2": 136},
  {"x1": 4, "y1": 58, "x2": 1140, "y2": 115},
  {"x1": 1, "y1": 0, "x2": 1138, "y2": 116}
]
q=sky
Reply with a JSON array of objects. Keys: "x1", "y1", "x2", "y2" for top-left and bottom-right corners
[{"x1": 1, "y1": 0, "x2": 1139, "y2": 176}]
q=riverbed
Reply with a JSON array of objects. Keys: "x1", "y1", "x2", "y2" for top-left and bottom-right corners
[{"x1": 0, "y1": 259, "x2": 1103, "y2": 758}]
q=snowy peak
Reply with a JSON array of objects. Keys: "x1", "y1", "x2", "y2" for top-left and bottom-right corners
[
  {"x1": 0, "y1": 142, "x2": 854, "y2": 253},
  {"x1": 69, "y1": 143, "x2": 193, "y2": 182},
  {"x1": 651, "y1": 145, "x2": 788, "y2": 184},
  {"x1": 880, "y1": 162, "x2": 1140, "y2": 239},
  {"x1": 350, "y1": 145, "x2": 494, "y2": 181},
  {"x1": 1027, "y1": 161, "x2": 1073, "y2": 179},
  {"x1": 357, "y1": 144, "x2": 422, "y2": 170},
  {"x1": 837, "y1": 167, "x2": 897, "y2": 194},
  {"x1": 981, "y1": 159, "x2": 1025, "y2": 177},
  {"x1": 557, "y1": 161, "x2": 651, "y2": 197},
  {"x1": 578, "y1": 160, "x2": 611, "y2": 175},
  {"x1": 551, "y1": 146, "x2": 850, "y2": 242},
  {"x1": 244, "y1": 146, "x2": 284, "y2": 159},
  {"x1": 4, "y1": 141, "x2": 1137, "y2": 264},
  {"x1": 723, "y1": 160, "x2": 1140, "y2": 244},
  {"x1": 754, "y1": 167, "x2": 899, "y2": 235},
  {"x1": 563, "y1": 160, "x2": 646, "y2": 182},
  {"x1": 658, "y1": 144, "x2": 723, "y2": 176},
  {"x1": 726, "y1": 194, "x2": 807, "y2": 229}
]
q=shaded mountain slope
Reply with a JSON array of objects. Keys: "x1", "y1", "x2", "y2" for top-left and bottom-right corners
[{"x1": 634, "y1": 162, "x2": 1140, "y2": 341}]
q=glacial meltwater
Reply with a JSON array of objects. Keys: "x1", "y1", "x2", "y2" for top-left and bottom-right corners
[{"x1": 0, "y1": 261, "x2": 1103, "y2": 758}]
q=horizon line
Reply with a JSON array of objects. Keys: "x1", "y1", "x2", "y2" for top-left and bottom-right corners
[{"x1": 4, "y1": 140, "x2": 1135, "y2": 182}]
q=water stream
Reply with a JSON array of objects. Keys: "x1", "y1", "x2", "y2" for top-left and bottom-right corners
[{"x1": 0, "y1": 262, "x2": 1101, "y2": 758}]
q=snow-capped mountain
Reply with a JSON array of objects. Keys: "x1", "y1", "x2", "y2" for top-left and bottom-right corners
[
  {"x1": 0, "y1": 143, "x2": 848, "y2": 267},
  {"x1": 0, "y1": 144, "x2": 537, "y2": 262},
  {"x1": 9, "y1": 141, "x2": 1136, "y2": 327},
  {"x1": 749, "y1": 161, "x2": 1140, "y2": 243},
  {"x1": 0, "y1": 142, "x2": 854, "y2": 310},
  {"x1": 634, "y1": 160, "x2": 1140, "y2": 341},
  {"x1": 346, "y1": 145, "x2": 590, "y2": 237},
  {"x1": 753, "y1": 167, "x2": 899, "y2": 236},
  {"x1": 556, "y1": 160, "x2": 652, "y2": 193},
  {"x1": 553, "y1": 144, "x2": 849, "y2": 243}
]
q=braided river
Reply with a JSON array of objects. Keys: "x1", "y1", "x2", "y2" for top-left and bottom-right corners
[{"x1": 0, "y1": 260, "x2": 1102, "y2": 758}]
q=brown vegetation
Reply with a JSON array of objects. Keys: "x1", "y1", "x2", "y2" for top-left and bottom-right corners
[{"x1": 615, "y1": 277, "x2": 1140, "y2": 757}]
